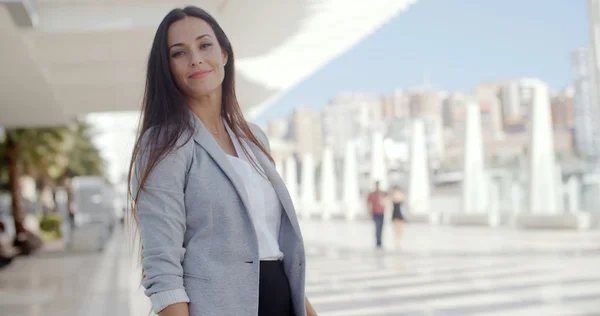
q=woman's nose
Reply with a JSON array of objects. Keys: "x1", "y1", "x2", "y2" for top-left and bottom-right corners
[{"x1": 190, "y1": 51, "x2": 203, "y2": 66}]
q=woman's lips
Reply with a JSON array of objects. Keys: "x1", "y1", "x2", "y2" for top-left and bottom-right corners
[{"x1": 189, "y1": 70, "x2": 211, "y2": 79}]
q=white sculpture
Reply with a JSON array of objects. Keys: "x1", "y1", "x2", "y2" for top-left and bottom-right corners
[
  {"x1": 488, "y1": 177, "x2": 500, "y2": 227},
  {"x1": 300, "y1": 153, "x2": 317, "y2": 218},
  {"x1": 462, "y1": 102, "x2": 488, "y2": 214},
  {"x1": 408, "y1": 119, "x2": 430, "y2": 216},
  {"x1": 566, "y1": 176, "x2": 581, "y2": 213},
  {"x1": 343, "y1": 141, "x2": 361, "y2": 220},
  {"x1": 370, "y1": 131, "x2": 388, "y2": 190},
  {"x1": 528, "y1": 80, "x2": 559, "y2": 214},
  {"x1": 320, "y1": 147, "x2": 337, "y2": 220},
  {"x1": 555, "y1": 164, "x2": 565, "y2": 212},
  {"x1": 511, "y1": 181, "x2": 523, "y2": 215}
]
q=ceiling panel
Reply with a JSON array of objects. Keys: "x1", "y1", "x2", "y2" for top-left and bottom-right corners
[{"x1": 0, "y1": 0, "x2": 418, "y2": 127}]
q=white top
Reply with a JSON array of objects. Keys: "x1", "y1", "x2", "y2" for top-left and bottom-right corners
[{"x1": 224, "y1": 123, "x2": 284, "y2": 261}]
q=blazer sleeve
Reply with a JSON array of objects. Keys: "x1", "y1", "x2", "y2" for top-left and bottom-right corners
[{"x1": 132, "y1": 131, "x2": 192, "y2": 313}]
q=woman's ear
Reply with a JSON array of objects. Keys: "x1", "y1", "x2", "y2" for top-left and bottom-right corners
[{"x1": 222, "y1": 49, "x2": 228, "y2": 66}]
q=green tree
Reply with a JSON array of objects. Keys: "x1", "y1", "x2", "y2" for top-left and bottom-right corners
[
  {"x1": 0, "y1": 128, "x2": 66, "y2": 254},
  {"x1": 0, "y1": 120, "x2": 105, "y2": 254},
  {"x1": 58, "y1": 120, "x2": 105, "y2": 180}
]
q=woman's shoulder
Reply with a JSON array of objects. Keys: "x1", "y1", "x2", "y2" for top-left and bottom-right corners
[
  {"x1": 247, "y1": 122, "x2": 270, "y2": 151},
  {"x1": 141, "y1": 125, "x2": 194, "y2": 146},
  {"x1": 139, "y1": 125, "x2": 195, "y2": 161}
]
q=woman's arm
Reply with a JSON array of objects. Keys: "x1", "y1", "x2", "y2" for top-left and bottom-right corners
[
  {"x1": 159, "y1": 302, "x2": 189, "y2": 316},
  {"x1": 133, "y1": 132, "x2": 192, "y2": 315},
  {"x1": 305, "y1": 297, "x2": 318, "y2": 316}
]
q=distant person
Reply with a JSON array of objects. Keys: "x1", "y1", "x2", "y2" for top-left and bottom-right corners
[
  {"x1": 367, "y1": 181, "x2": 387, "y2": 249},
  {"x1": 128, "y1": 6, "x2": 316, "y2": 316},
  {"x1": 390, "y1": 185, "x2": 405, "y2": 244}
]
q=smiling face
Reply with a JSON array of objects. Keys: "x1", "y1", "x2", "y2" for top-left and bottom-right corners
[{"x1": 167, "y1": 16, "x2": 228, "y2": 99}]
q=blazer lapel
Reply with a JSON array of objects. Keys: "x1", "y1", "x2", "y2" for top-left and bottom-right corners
[
  {"x1": 246, "y1": 142, "x2": 302, "y2": 237},
  {"x1": 189, "y1": 113, "x2": 252, "y2": 217}
]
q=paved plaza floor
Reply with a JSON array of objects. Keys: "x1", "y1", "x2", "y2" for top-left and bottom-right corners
[{"x1": 1, "y1": 219, "x2": 599, "y2": 316}]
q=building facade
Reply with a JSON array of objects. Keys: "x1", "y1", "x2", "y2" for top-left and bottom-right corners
[{"x1": 572, "y1": 48, "x2": 600, "y2": 159}]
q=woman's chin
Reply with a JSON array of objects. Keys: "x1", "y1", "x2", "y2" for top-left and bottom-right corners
[{"x1": 187, "y1": 83, "x2": 220, "y2": 97}]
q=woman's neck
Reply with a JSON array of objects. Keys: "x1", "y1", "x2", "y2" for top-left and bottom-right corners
[{"x1": 189, "y1": 89, "x2": 224, "y2": 134}]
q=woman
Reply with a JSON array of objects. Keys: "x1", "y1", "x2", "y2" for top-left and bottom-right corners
[
  {"x1": 128, "y1": 6, "x2": 317, "y2": 316},
  {"x1": 390, "y1": 185, "x2": 405, "y2": 244}
]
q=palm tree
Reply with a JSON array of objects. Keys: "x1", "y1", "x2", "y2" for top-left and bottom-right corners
[
  {"x1": 59, "y1": 120, "x2": 105, "y2": 180},
  {"x1": 0, "y1": 120, "x2": 105, "y2": 255},
  {"x1": 1, "y1": 127, "x2": 70, "y2": 253}
]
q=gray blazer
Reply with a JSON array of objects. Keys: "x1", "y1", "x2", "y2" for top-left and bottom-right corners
[{"x1": 133, "y1": 113, "x2": 306, "y2": 316}]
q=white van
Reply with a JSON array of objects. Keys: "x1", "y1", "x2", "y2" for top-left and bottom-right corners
[{"x1": 70, "y1": 176, "x2": 118, "y2": 251}]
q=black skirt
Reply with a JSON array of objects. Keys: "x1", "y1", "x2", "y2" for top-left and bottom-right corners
[
  {"x1": 259, "y1": 260, "x2": 295, "y2": 316},
  {"x1": 392, "y1": 203, "x2": 404, "y2": 221}
]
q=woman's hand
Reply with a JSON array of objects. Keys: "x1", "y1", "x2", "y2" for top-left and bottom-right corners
[{"x1": 305, "y1": 297, "x2": 318, "y2": 316}]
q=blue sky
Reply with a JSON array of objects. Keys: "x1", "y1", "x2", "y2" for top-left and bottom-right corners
[{"x1": 256, "y1": 0, "x2": 589, "y2": 123}]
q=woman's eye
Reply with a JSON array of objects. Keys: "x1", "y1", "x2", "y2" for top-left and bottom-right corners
[
  {"x1": 200, "y1": 43, "x2": 213, "y2": 49},
  {"x1": 171, "y1": 51, "x2": 184, "y2": 58}
]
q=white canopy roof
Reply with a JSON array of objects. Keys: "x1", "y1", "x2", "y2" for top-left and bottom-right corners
[{"x1": 0, "y1": 0, "x2": 417, "y2": 128}]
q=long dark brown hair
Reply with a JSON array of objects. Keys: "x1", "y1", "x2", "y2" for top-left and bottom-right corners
[{"x1": 127, "y1": 6, "x2": 272, "y2": 264}]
